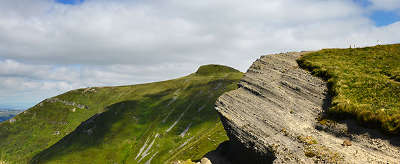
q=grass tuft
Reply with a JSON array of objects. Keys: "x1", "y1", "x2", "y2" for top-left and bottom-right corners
[{"x1": 297, "y1": 135, "x2": 318, "y2": 145}]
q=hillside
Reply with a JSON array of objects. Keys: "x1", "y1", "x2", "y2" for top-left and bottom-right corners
[
  {"x1": 0, "y1": 64, "x2": 243, "y2": 164},
  {"x1": 298, "y1": 44, "x2": 400, "y2": 133}
]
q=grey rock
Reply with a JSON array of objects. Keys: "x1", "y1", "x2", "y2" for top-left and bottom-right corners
[
  {"x1": 53, "y1": 131, "x2": 60, "y2": 135},
  {"x1": 9, "y1": 118, "x2": 16, "y2": 124},
  {"x1": 215, "y1": 52, "x2": 400, "y2": 163},
  {"x1": 83, "y1": 87, "x2": 96, "y2": 94},
  {"x1": 201, "y1": 158, "x2": 212, "y2": 164},
  {"x1": 46, "y1": 98, "x2": 88, "y2": 110}
]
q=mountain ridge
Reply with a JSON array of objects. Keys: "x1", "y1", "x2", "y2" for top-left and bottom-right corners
[{"x1": 0, "y1": 64, "x2": 242, "y2": 164}]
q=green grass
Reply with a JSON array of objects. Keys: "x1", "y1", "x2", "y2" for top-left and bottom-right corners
[
  {"x1": 297, "y1": 44, "x2": 400, "y2": 133},
  {"x1": 196, "y1": 64, "x2": 240, "y2": 76},
  {"x1": 0, "y1": 64, "x2": 242, "y2": 164}
]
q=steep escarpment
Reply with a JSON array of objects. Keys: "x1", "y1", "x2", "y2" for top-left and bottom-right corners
[{"x1": 215, "y1": 52, "x2": 400, "y2": 163}]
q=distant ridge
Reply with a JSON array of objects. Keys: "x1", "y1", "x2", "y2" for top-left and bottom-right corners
[
  {"x1": 0, "y1": 109, "x2": 21, "y2": 123},
  {"x1": 0, "y1": 64, "x2": 243, "y2": 164}
]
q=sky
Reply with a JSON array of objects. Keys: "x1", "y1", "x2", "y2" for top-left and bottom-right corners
[{"x1": 0, "y1": 0, "x2": 399, "y2": 109}]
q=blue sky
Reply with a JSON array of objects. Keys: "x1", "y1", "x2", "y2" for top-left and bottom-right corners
[
  {"x1": 55, "y1": 0, "x2": 400, "y2": 27},
  {"x1": 370, "y1": 11, "x2": 400, "y2": 26},
  {"x1": 352, "y1": 0, "x2": 400, "y2": 26},
  {"x1": 55, "y1": 0, "x2": 84, "y2": 5}
]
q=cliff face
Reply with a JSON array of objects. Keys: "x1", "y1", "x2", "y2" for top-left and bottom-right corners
[{"x1": 215, "y1": 52, "x2": 400, "y2": 163}]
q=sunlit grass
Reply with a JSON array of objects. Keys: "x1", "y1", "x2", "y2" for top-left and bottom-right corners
[
  {"x1": 0, "y1": 64, "x2": 242, "y2": 163},
  {"x1": 298, "y1": 44, "x2": 400, "y2": 133}
]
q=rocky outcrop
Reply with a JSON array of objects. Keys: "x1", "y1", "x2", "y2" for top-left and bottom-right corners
[
  {"x1": 215, "y1": 52, "x2": 400, "y2": 163},
  {"x1": 44, "y1": 98, "x2": 88, "y2": 109}
]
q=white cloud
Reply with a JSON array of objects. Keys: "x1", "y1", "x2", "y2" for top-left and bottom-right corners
[
  {"x1": 368, "y1": 0, "x2": 400, "y2": 11},
  {"x1": 0, "y1": 59, "x2": 194, "y2": 108},
  {"x1": 0, "y1": 0, "x2": 399, "y2": 108}
]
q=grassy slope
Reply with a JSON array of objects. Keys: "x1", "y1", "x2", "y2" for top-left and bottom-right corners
[
  {"x1": 1, "y1": 88, "x2": 118, "y2": 163},
  {"x1": 0, "y1": 64, "x2": 242, "y2": 164},
  {"x1": 298, "y1": 44, "x2": 400, "y2": 133}
]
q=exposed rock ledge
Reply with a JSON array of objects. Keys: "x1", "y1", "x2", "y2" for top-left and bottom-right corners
[{"x1": 215, "y1": 52, "x2": 400, "y2": 163}]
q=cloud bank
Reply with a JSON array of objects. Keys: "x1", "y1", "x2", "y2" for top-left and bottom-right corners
[{"x1": 0, "y1": 0, "x2": 399, "y2": 108}]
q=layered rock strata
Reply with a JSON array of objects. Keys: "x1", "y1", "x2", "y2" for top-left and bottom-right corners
[{"x1": 215, "y1": 52, "x2": 400, "y2": 163}]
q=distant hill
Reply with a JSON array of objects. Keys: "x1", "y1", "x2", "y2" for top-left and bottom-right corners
[
  {"x1": 0, "y1": 64, "x2": 242, "y2": 164},
  {"x1": 0, "y1": 109, "x2": 21, "y2": 123}
]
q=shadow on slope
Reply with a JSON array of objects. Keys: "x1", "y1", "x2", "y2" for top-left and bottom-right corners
[
  {"x1": 31, "y1": 78, "x2": 240, "y2": 164},
  {"x1": 30, "y1": 100, "x2": 141, "y2": 163},
  {"x1": 314, "y1": 76, "x2": 400, "y2": 148}
]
